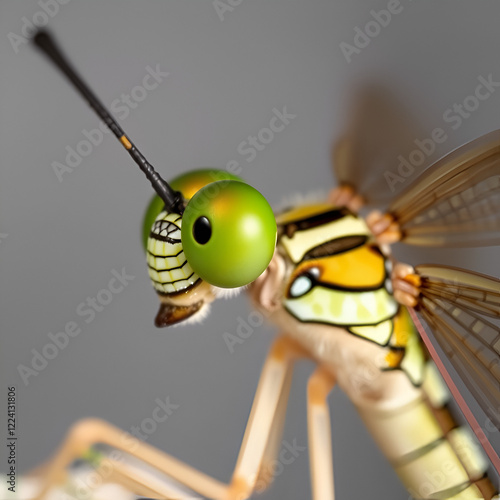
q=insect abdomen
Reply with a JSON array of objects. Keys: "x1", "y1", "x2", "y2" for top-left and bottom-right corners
[{"x1": 360, "y1": 360, "x2": 497, "y2": 499}]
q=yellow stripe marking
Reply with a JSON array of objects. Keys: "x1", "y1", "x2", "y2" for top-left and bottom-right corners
[
  {"x1": 385, "y1": 349, "x2": 404, "y2": 368},
  {"x1": 392, "y1": 307, "x2": 413, "y2": 347},
  {"x1": 351, "y1": 319, "x2": 393, "y2": 345},
  {"x1": 291, "y1": 246, "x2": 385, "y2": 289},
  {"x1": 120, "y1": 135, "x2": 132, "y2": 149},
  {"x1": 280, "y1": 215, "x2": 370, "y2": 263},
  {"x1": 286, "y1": 286, "x2": 398, "y2": 327}
]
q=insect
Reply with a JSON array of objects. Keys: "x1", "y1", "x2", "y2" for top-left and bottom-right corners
[{"x1": 18, "y1": 30, "x2": 500, "y2": 499}]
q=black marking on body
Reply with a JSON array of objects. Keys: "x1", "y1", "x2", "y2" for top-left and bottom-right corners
[
  {"x1": 302, "y1": 235, "x2": 368, "y2": 260},
  {"x1": 151, "y1": 233, "x2": 180, "y2": 244},
  {"x1": 147, "y1": 248, "x2": 184, "y2": 259},
  {"x1": 394, "y1": 437, "x2": 446, "y2": 467},
  {"x1": 150, "y1": 219, "x2": 182, "y2": 244},
  {"x1": 148, "y1": 259, "x2": 190, "y2": 273},
  {"x1": 283, "y1": 304, "x2": 399, "y2": 335},
  {"x1": 287, "y1": 273, "x2": 386, "y2": 297},
  {"x1": 150, "y1": 271, "x2": 195, "y2": 287},
  {"x1": 278, "y1": 207, "x2": 352, "y2": 238},
  {"x1": 155, "y1": 278, "x2": 201, "y2": 297}
]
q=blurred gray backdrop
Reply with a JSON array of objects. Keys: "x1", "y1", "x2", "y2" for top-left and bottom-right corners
[{"x1": 1, "y1": 1, "x2": 500, "y2": 498}]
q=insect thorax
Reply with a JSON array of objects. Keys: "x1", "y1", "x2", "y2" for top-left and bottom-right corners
[{"x1": 276, "y1": 202, "x2": 424, "y2": 385}]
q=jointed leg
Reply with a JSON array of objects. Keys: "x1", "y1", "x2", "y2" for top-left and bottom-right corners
[
  {"x1": 307, "y1": 367, "x2": 336, "y2": 500},
  {"x1": 227, "y1": 337, "x2": 305, "y2": 498},
  {"x1": 253, "y1": 361, "x2": 294, "y2": 492},
  {"x1": 84, "y1": 457, "x2": 189, "y2": 499},
  {"x1": 32, "y1": 336, "x2": 305, "y2": 500},
  {"x1": 102, "y1": 457, "x2": 203, "y2": 499},
  {"x1": 391, "y1": 262, "x2": 421, "y2": 307},
  {"x1": 328, "y1": 185, "x2": 364, "y2": 212},
  {"x1": 365, "y1": 210, "x2": 402, "y2": 245},
  {"x1": 32, "y1": 418, "x2": 224, "y2": 500}
]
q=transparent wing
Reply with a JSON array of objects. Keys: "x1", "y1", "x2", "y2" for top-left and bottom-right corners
[
  {"x1": 389, "y1": 130, "x2": 500, "y2": 247},
  {"x1": 415, "y1": 264, "x2": 500, "y2": 430},
  {"x1": 332, "y1": 85, "x2": 425, "y2": 206}
]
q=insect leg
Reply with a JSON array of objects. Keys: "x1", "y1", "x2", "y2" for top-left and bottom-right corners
[
  {"x1": 253, "y1": 359, "x2": 294, "y2": 492},
  {"x1": 391, "y1": 262, "x2": 422, "y2": 307},
  {"x1": 366, "y1": 210, "x2": 402, "y2": 245},
  {"x1": 328, "y1": 185, "x2": 364, "y2": 212},
  {"x1": 307, "y1": 367, "x2": 337, "y2": 500},
  {"x1": 227, "y1": 336, "x2": 306, "y2": 499},
  {"x1": 30, "y1": 336, "x2": 305, "y2": 500},
  {"x1": 31, "y1": 418, "x2": 224, "y2": 500}
]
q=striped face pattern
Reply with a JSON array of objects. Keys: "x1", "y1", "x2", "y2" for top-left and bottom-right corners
[
  {"x1": 277, "y1": 202, "x2": 424, "y2": 384},
  {"x1": 146, "y1": 211, "x2": 200, "y2": 296},
  {"x1": 277, "y1": 203, "x2": 397, "y2": 329}
]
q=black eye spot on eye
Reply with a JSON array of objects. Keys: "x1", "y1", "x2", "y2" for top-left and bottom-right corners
[{"x1": 193, "y1": 216, "x2": 212, "y2": 244}]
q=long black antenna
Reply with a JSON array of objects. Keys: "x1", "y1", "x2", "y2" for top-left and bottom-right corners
[{"x1": 33, "y1": 30, "x2": 184, "y2": 214}]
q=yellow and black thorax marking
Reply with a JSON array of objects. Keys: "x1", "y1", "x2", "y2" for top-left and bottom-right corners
[
  {"x1": 277, "y1": 202, "x2": 424, "y2": 384},
  {"x1": 146, "y1": 211, "x2": 200, "y2": 296}
]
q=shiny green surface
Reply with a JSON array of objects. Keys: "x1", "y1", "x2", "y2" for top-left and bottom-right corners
[
  {"x1": 170, "y1": 168, "x2": 243, "y2": 200},
  {"x1": 142, "y1": 169, "x2": 243, "y2": 250},
  {"x1": 181, "y1": 180, "x2": 277, "y2": 288}
]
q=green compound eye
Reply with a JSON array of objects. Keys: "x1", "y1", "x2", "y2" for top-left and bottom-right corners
[
  {"x1": 181, "y1": 180, "x2": 277, "y2": 288},
  {"x1": 142, "y1": 168, "x2": 244, "y2": 251}
]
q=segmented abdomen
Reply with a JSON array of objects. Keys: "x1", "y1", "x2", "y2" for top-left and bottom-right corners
[{"x1": 359, "y1": 359, "x2": 498, "y2": 499}]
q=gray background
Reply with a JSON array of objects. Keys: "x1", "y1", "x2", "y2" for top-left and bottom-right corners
[{"x1": 1, "y1": 1, "x2": 500, "y2": 498}]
